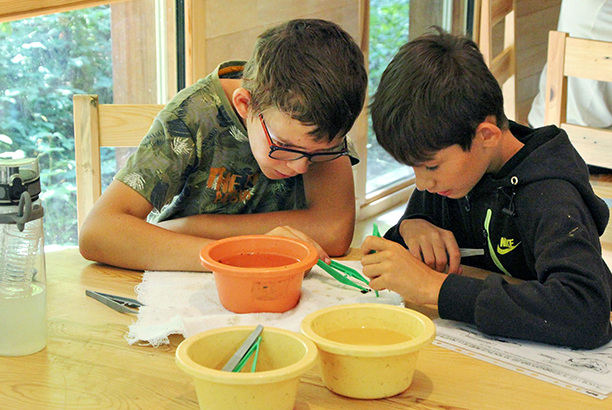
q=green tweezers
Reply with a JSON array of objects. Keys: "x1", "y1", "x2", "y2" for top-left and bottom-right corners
[
  {"x1": 317, "y1": 260, "x2": 380, "y2": 297},
  {"x1": 317, "y1": 259, "x2": 372, "y2": 294},
  {"x1": 316, "y1": 223, "x2": 382, "y2": 296},
  {"x1": 372, "y1": 222, "x2": 381, "y2": 238},
  {"x1": 232, "y1": 335, "x2": 262, "y2": 373}
]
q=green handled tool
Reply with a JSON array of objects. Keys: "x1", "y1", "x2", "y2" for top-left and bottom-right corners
[
  {"x1": 372, "y1": 222, "x2": 381, "y2": 238},
  {"x1": 317, "y1": 223, "x2": 383, "y2": 296},
  {"x1": 222, "y1": 324, "x2": 263, "y2": 372},
  {"x1": 317, "y1": 259, "x2": 371, "y2": 293},
  {"x1": 317, "y1": 259, "x2": 379, "y2": 297}
]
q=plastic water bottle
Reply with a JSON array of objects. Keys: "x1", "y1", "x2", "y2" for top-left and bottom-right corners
[{"x1": 0, "y1": 158, "x2": 47, "y2": 356}]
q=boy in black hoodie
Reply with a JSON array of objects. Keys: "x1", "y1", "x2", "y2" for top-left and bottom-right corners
[{"x1": 363, "y1": 29, "x2": 612, "y2": 349}]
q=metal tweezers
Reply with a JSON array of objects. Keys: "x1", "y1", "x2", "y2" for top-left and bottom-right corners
[
  {"x1": 221, "y1": 324, "x2": 264, "y2": 372},
  {"x1": 86, "y1": 290, "x2": 143, "y2": 314}
]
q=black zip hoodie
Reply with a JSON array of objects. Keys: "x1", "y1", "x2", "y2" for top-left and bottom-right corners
[{"x1": 384, "y1": 122, "x2": 612, "y2": 349}]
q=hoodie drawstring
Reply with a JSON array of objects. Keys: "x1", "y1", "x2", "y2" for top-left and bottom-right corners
[{"x1": 501, "y1": 176, "x2": 519, "y2": 216}]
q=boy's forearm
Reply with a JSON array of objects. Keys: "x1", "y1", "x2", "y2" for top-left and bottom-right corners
[
  {"x1": 157, "y1": 208, "x2": 354, "y2": 256},
  {"x1": 79, "y1": 213, "x2": 212, "y2": 271}
]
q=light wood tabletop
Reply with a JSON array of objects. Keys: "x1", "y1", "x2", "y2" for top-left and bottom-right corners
[{"x1": 1, "y1": 247, "x2": 610, "y2": 410}]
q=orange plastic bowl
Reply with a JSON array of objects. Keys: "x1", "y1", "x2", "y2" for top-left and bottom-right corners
[{"x1": 200, "y1": 235, "x2": 318, "y2": 314}]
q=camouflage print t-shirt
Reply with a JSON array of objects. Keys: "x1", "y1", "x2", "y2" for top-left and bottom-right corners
[{"x1": 115, "y1": 61, "x2": 358, "y2": 223}]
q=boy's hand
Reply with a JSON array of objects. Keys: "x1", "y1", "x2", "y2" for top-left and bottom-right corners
[
  {"x1": 360, "y1": 236, "x2": 447, "y2": 305},
  {"x1": 265, "y1": 225, "x2": 330, "y2": 264},
  {"x1": 398, "y1": 218, "x2": 462, "y2": 274}
]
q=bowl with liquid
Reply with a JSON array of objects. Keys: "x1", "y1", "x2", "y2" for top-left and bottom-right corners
[
  {"x1": 300, "y1": 303, "x2": 436, "y2": 399},
  {"x1": 176, "y1": 325, "x2": 318, "y2": 410},
  {"x1": 199, "y1": 235, "x2": 318, "y2": 313}
]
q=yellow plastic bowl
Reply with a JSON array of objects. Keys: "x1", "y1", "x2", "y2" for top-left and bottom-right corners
[
  {"x1": 300, "y1": 303, "x2": 436, "y2": 399},
  {"x1": 176, "y1": 326, "x2": 318, "y2": 410}
]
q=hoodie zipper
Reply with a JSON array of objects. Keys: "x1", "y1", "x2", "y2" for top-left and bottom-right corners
[{"x1": 484, "y1": 208, "x2": 512, "y2": 276}]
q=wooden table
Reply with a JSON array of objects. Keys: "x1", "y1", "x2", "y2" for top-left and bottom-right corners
[{"x1": 1, "y1": 248, "x2": 609, "y2": 410}]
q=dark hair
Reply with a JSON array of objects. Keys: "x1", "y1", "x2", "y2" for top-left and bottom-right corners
[
  {"x1": 243, "y1": 19, "x2": 367, "y2": 142},
  {"x1": 370, "y1": 28, "x2": 508, "y2": 165}
]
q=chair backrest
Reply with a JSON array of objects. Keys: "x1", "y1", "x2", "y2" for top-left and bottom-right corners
[
  {"x1": 73, "y1": 94, "x2": 164, "y2": 232},
  {"x1": 474, "y1": 0, "x2": 517, "y2": 120},
  {"x1": 544, "y1": 31, "x2": 612, "y2": 169}
]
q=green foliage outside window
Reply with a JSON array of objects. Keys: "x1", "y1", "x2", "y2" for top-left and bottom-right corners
[
  {"x1": 367, "y1": 0, "x2": 411, "y2": 187},
  {"x1": 0, "y1": 7, "x2": 113, "y2": 246}
]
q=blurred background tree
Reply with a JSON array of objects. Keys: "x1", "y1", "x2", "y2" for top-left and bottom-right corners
[
  {"x1": 0, "y1": 7, "x2": 112, "y2": 246},
  {"x1": 367, "y1": 0, "x2": 410, "y2": 189}
]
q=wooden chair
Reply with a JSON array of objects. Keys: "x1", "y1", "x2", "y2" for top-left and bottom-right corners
[
  {"x1": 73, "y1": 94, "x2": 164, "y2": 233},
  {"x1": 474, "y1": 0, "x2": 516, "y2": 120},
  {"x1": 544, "y1": 30, "x2": 612, "y2": 172}
]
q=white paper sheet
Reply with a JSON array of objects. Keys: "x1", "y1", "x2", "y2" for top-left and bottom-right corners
[
  {"x1": 434, "y1": 318, "x2": 612, "y2": 399},
  {"x1": 127, "y1": 260, "x2": 403, "y2": 346}
]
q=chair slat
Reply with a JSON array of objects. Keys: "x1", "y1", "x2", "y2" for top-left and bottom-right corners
[
  {"x1": 544, "y1": 31, "x2": 612, "y2": 181},
  {"x1": 491, "y1": 0, "x2": 513, "y2": 26},
  {"x1": 564, "y1": 37, "x2": 612, "y2": 82},
  {"x1": 563, "y1": 123, "x2": 612, "y2": 169},
  {"x1": 477, "y1": 0, "x2": 516, "y2": 120},
  {"x1": 98, "y1": 104, "x2": 165, "y2": 146},
  {"x1": 73, "y1": 95, "x2": 163, "y2": 233}
]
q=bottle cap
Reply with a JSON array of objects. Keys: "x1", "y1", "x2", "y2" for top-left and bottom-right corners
[{"x1": 0, "y1": 158, "x2": 41, "y2": 205}]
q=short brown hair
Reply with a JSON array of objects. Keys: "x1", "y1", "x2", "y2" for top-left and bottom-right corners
[
  {"x1": 243, "y1": 19, "x2": 367, "y2": 142},
  {"x1": 370, "y1": 28, "x2": 508, "y2": 165}
]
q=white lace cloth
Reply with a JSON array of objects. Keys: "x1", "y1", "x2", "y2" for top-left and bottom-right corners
[{"x1": 127, "y1": 260, "x2": 403, "y2": 347}]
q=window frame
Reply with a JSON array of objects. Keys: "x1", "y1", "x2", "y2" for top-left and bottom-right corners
[{"x1": 0, "y1": 0, "x2": 127, "y2": 23}]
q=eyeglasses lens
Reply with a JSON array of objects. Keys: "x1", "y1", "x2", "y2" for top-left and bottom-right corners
[{"x1": 269, "y1": 151, "x2": 344, "y2": 163}]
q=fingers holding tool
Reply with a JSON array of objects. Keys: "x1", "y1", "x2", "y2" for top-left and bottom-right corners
[
  {"x1": 266, "y1": 225, "x2": 330, "y2": 264},
  {"x1": 398, "y1": 218, "x2": 463, "y2": 274},
  {"x1": 360, "y1": 235, "x2": 446, "y2": 305}
]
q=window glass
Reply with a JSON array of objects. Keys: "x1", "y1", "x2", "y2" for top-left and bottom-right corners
[
  {"x1": 0, "y1": 7, "x2": 112, "y2": 246},
  {"x1": 0, "y1": 1, "x2": 172, "y2": 247},
  {"x1": 367, "y1": 0, "x2": 463, "y2": 196},
  {"x1": 367, "y1": 0, "x2": 413, "y2": 194}
]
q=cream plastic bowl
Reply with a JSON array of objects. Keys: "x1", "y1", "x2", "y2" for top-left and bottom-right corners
[
  {"x1": 176, "y1": 326, "x2": 318, "y2": 410},
  {"x1": 300, "y1": 303, "x2": 436, "y2": 399}
]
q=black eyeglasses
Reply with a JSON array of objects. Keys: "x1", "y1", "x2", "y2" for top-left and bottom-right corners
[{"x1": 259, "y1": 114, "x2": 348, "y2": 163}]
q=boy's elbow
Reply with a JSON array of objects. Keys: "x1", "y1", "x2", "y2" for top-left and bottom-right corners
[
  {"x1": 325, "y1": 235, "x2": 352, "y2": 257},
  {"x1": 78, "y1": 220, "x2": 103, "y2": 263},
  {"x1": 78, "y1": 230, "x2": 96, "y2": 262},
  {"x1": 322, "y1": 220, "x2": 354, "y2": 257},
  {"x1": 570, "y1": 311, "x2": 612, "y2": 350},
  {"x1": 551, "y1": 304, "x2": 612, "y2": 349}
]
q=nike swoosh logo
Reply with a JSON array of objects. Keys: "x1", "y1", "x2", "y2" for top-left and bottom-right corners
[{"x1": 497, "y1": 242, "x2": 521, "y2": 255}]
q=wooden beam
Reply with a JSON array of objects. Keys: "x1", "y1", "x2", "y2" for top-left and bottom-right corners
[
  {"x1": 563, "y1": 123, "x2": 612, "y2": 170},
  {"x1": 73, "y1": 94, "x2": 102, "y2": 230},
  {"x1": 0, "y1": 0, "x2": 126, "y2": 23}
]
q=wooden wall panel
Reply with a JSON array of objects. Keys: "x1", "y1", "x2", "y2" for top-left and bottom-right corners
[
  {"x1": 203, "y1": 0, "x2": 356, "y2": 42},
  {"x1": 515, "y1": 0, "x2": 561, "y2": 124},
  {"x1": 187, "y1": 0, "x2": 361, "y2": 81},
  {"x1": 111, "y1": 1, "x2": 158, "y2": 104},
  {"x1": 110, "y1": 0, "x2": 161, "y2": 171},
  {"x1": 257, "y1": 0, "x2": 356, "y2": 26},
  {"x1": 204, "y1": 26, "x2": 264, "y2": 72},
  {"x1": 409, "y1": 0, "x2": 449, "y2": 40}
]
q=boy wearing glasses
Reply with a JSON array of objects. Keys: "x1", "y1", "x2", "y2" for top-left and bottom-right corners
[
  {"x1": 79, "y1": 19, "x2": 367, "y2": 271},
  {"x1": 361, "y1": 30, "x2": 612, "y2": 348}
]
